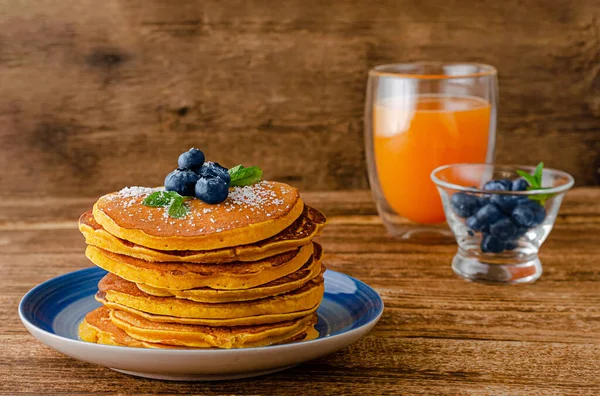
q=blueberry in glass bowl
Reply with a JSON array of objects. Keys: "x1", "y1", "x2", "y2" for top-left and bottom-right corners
[{"x1": 431, "y1": 163, "x2": 574, "y2": 285}]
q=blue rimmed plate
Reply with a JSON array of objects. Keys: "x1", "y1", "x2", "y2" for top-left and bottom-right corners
[{"x1": 19, "y1": 267, "x2": 383, "y2": 381}]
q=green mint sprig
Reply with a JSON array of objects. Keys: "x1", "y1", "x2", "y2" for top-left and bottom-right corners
[
  {"x1": 516, "y1": 162, "x2": 553, "y2": 205},
  {"x1": 143, "y1": 191, "x2": 192, "y2": 219},
  {"x1": 228, "y1": 164, "x2": 263, "y2": 187}
]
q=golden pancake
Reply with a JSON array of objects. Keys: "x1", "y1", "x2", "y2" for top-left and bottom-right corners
[
  {"x1": 80, "y1": 307, "x2": 317, "y2": 348},
  {"x1": 136, "y1": 244, "x2": 324, "y2": 303},
  {"x1": 86, "y1": 243, "x2": 314, "y2": 290},
  {"x1": 304, "y1": 326, "x2": 319, "y2": 341},
  {"x1": 79, "y1": 306, "x2": 194, "y2": 348},
  {"x1": 97, "y1": 273, "x2": 325, "y2": 320},
  {"x1": 110, "y1": 309, "x2": 318, "y2": 348},
  {"x1": 93, "y1": 182, "x2": 303, "y2": 251},
  {"x1": 79, "y1": 205, "x2": 326, "y2": 263},
  {"x1": 97, "y1": 295, "x2": 320, "y2": 326}
]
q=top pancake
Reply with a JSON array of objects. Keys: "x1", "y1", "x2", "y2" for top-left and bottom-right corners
[
  {"x1": 79, "y1": 205, "x2": 326, "y2": 263},
  {"x1": 93, "y1": 181, "x2": 303, "y2": 251}
]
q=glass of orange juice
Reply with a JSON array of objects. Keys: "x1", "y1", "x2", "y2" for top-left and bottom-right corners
[{"x1": 365, "y1": 62, "x2": 497, "y2": 242}]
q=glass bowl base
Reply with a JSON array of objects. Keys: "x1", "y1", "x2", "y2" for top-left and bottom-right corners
[{"x1": 452, "y1": 253, "x2": 542, "y2": 284}]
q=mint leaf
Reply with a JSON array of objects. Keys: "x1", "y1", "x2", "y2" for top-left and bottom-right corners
[
  {"x1": 229, "y1": 164, "x2": 263, "y2": 187},
  {"x1": 533, "y1": 162, "x2": 544, "y2": 187},
  {"x1": 168, "y1": 196, "x2": 189, "y2": 218},
  {"x1": 517, "y1": 163, "x2": 553, "y2": 205},
  {"x1": 143, "y1": 191, "x2": 178, "y2": 207},
  {"x1": 143, "y1": 190, "x2": 190, "y2": 218},
  {"x1": 530, "y1": 186, "x2": 553, "y2": 203},
  {"x1": 228, "y1": 164, "x2": 244, "y2": 175},
  {"x1": 529, "y1": 192, "x2": 552, "y2": 205},
  {"x1": 516, "y1": 170, "x2": 537, "y2": 188}
]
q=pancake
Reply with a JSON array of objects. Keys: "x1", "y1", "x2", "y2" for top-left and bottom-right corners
[
  {"x1": 97, "y1": 296, "x2": 320, "y2": 326},
  {"x1": 92, "y1": 182, "x2": 304, "y2": 251},
  {"x1": 137, "y1": 244, "x2": 324, "y2": 303},
  {"x1": 86, "y1": 243, "x2": 314, "y2": 290},
  {"x1": 97, "y1": 273, "x2": 325, "y2": 320},
  {"x1": 79, "y1": 306, "x2": 192, "y2": 348},
  {"x1": 110, "y1": 309, "x2": 318, "y2": 348},
  {"x1": 79, "y1": 205, "x2": 326, "y2": 263},
  {"x1": 80, "y1": 307, "x2": 317, "y2": 348}
]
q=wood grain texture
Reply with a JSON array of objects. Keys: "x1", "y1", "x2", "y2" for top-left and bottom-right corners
[
  {"x1": 2, "y1": 188, "x2": 600, "y2": 395},
  {"x1": 0, "y1": 0, "x2": 599, "y2": 197}
]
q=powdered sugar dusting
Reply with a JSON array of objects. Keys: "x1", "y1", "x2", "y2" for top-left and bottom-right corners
[
  {"x1": 228, "y1": 181, "x2": 284, "y2": 208},
  {"x1": 110, "y1": 186, "x2": 166, "y2": 212},
  {"x1": 116, "y1": 186, "x2": 163, "y2": 198}
]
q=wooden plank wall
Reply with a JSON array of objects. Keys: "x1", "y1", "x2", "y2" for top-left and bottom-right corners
[{"x1": 0, "y1": 0, "x2": 598, "y2": 197}]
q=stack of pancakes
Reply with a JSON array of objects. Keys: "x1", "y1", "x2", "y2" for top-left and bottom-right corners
[{"x1": 78, "y1": 181, "x2": 327, "y2": 349}]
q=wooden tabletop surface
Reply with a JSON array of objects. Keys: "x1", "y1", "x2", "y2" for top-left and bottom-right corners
[{"x1": 2, "y1": 188, "x2": 600, "y2": 395}]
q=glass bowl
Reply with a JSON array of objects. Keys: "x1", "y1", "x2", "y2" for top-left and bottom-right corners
[{"x1": 431, "y1": 163, "x2": 574, "y2": 284}]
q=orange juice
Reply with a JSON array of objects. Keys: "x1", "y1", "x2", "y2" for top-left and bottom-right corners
[{"x1": 373, "y1": 94, "x2": 491, "y2": 224}]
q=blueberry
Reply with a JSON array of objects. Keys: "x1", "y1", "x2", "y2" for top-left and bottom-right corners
[
  {"x1": 512, "y1": 178, "x2": 529, "y2": 191},
  {"x1": 514, "y1": 227, "x2": 528, "y2": 238},
  {"x1": 451, "y1": 192, "x2": 480, "y2": 218},
  {"x1": 512, "y1": 200, "x2": 546, "y2": 228},
  {"x1": 522, "y1": 200, "x2": 546, "y2": 226},
  {"x1": 481, "y1": 234, "x2": 505, "y2": 253},
  {"x1": 178, "y1": 148, "x2": 205, "y2": 172},
  {"x1": 477, "y1": 195, "x2": 491, "y2": 207},
  {"x1": 511, "y1": 204, "x2": 535, "y2": 227},
  {"x1": 466, "y1": 215, "x2": 483, "y2": 232},
  {"x1": 490, "y1": 194, "x2": 527, "y2": 214},
  {"x1": 483, "y1": 179, "x2": 512, "y2": 191},
  {"x1": 474, "y1": 204, "x2": 504, "y2": 227},
  {"x1": 199, "y1": 162, "x2": 231, "y2": 185},
  {"x1": 502, "y1": 179, "x2": 514, "y2": 189},
  {"x1": 489, "y1": 218, "x2": 517, "y2": 240},
  {"x1": 164, "y1": 168, "x2": 199, "y2": 196},
  {"x1": 505, "y1": 240, "x2": 519, "y2": 251},
  {"x1": 195, "y1": 176, "x2": 229, "y2": 204}
]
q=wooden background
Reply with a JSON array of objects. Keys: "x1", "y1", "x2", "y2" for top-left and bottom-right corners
[{"x1": 0, "y1": 0, "x2": 599, "y2": 197}]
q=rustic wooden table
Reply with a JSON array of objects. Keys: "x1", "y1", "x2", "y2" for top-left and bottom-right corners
[{"x1": 2, "y1": 189, "x2": 600, "y2": 394}]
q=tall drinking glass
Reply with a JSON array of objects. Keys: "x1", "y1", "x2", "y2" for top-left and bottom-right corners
[{"x1": 365, "y1": 62, "x2": 498, "y2": 242}]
